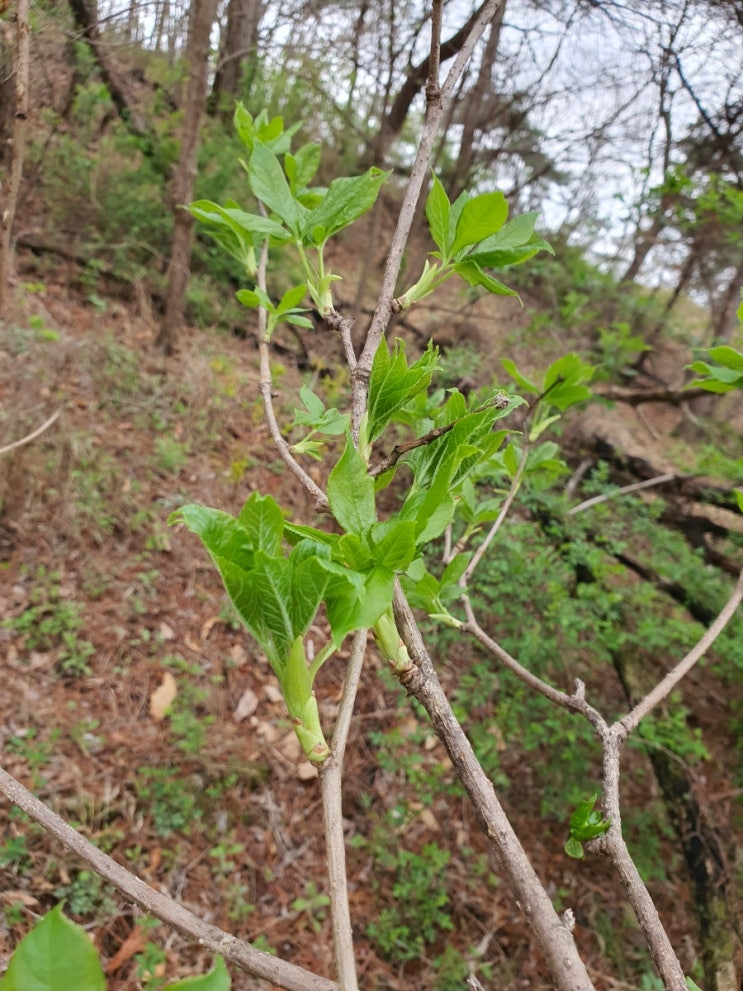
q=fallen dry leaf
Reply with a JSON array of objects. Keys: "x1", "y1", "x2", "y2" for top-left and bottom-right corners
[
  {"x1": 149, "y1": 671, "x2": 177, "y2": 720},
  {"x1": 158, "y1": 620, "x2": 175, "y2": 640},
  {"x1": 105, "y1": 925, "x2": 148, "y2": 973}
]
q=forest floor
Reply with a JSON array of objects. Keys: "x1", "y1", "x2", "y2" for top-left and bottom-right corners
[{"x1": 0, "y1": 235, "x2": 741, "y2": 991}]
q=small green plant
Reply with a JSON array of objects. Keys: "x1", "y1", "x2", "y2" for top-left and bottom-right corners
[
  {"x1": 154, "y1": 436, "x2": 189, "y2": 474},
  {"x1": 54, "y1": 870, "x2": 118, "y2": 918},
  {"x1": 3, "y1": 569, "x2": 95, "y2": 676},
  {"x1": 135, "y1": 766, "x2": 202, "y2": 837},
  {"x1": 0, "y1": 835, "x2": 31, "y2": 872},
  {"x1": 291, "y1": 881, "x2": 330, "y2": 933},
  {"x1": 28, "y1": 314, "x2": 60, "y2": 341},
  {"x1": 595, "y1": 321, "x2": 652, "y2": 380},
  {"x1": 366, "y1": 842, "x2": 453, "y2": 964}
]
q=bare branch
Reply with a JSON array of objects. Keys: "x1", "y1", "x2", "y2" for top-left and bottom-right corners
[
  {"x1": 567, "y1": 473, "x2": 676, "y2": 516},
  {"x1": 324, "y1": 308, "x2": 358, "y2": 371},
  {"x1": 595, "y1": 385, "x2": 710, "y2": 406},
  {"x1": 0, "y1": 765, "x2": 337, "y2": 991},
  {"x1": 369, "y1": 420, "x2": 456, "y2": 477},
  {"x1": 459, "y1": 443, "x2": 529, "y2": 586},
  {"x1": 460, "y1": 595, "x2": 600, "y2": 719},
  {"x1": 353, "y1": 0, "x2": 501, "y2": 433},
  {"x1": 390, "y1": 587, "x2": 597, "y2": 991},
  {"x1": 598, "y1": 736, "x2": 688, "y2": 991},
  {"x1": 426, "y1": 0, "x2": 443, "y2": 106},
  {"x1": 619, "y1": 566, "x2": 743, "y2": 735},
  {"x1": 255, "y1": 240, "x2": 329, "y2": 511},
  {"x1": 319, "y1": 629, "x2": 368, "y2": 991}
]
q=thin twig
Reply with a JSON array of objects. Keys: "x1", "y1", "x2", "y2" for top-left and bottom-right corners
[
  {"x1": 459, "y1": 442, "x2": 529, "y2": 586},
  {"x1": 426, "y1": 0, "x2": 444, "y2": 107},
  {"x1": 369, "y1": 420, "x2": 456, "y2": 477},
  {"x1": 255, "y1": 239, "x2": 329, "y2": 511},
  {"x1": 353, "y1": 0, "x2": 501, "y2": 434},
  {"x1": 567, "y1": 473, "x2": 676, "y2": 515},
  {"x1": 619, "y1": 565, "x2": 743, "y2": 735},
  {"x1": 0, "y1": 765, "x2": 337, "y2": 991},
  {"x1": 0, "y1": 409, "x2": 62, "y2": 457},
  {"x1": 319, "y1": 628, "x2": 368, "y2": 991},
  {"x1": 460, "y1": 595, "x2": 598, "y2": 718},
  {"x1": 597, "y1": 736, "x2": 687, "y2": 991},
  {"x1": 324, "y1": 308, "x2": 357, "y2": 371}
]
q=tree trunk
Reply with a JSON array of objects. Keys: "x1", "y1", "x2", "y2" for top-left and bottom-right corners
[
  {"x1": 152, "y1": 0, "x2": 170, "y2": 53},
  {"x1": 157, "y1": 0, "x2": 219, "y2": 355},
  {"x1": 67, "y1": 0, "x2": 148, "y2": 137},
  {"x1": 0, "y1": 0, "x2": 30, "y2": 310},
  {"x1": 709, "y1": 256, "x2": 743, "y2": 342},
  {"x1": 448, "y1": 0, "x2": 506, "y2": 200},
  {"x1": 209, "y1": 0, "x2": 263, "y2": 118}
]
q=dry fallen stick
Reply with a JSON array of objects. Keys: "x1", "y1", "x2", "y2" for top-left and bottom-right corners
[{"x1": 0, "y1": 408, "x2": 61, "y2": 457}]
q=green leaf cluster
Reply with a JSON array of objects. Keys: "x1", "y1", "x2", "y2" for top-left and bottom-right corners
[
  {"x1": 366, "y1": 339, "x2": 439, "y2": 446},
  {"x1": 396, "y1": 173, "x2": 553, "y2": 309},
  {"x1": 291, "y1": 383, "x2": 350, "y2": 460},
  {"x1": 687, "y1": 295, "x2": 743, "y2": 394},
  {"x1": 501, "y1": 352, "x2": 594, "y2": 440},
  {"x1": 564, "y1": 793, "x2": 610, "y2": 858},
  {"x1": 688, "y1": 345, "x2": 743, "y2": 394},
  {"x1": 190, "y1": 106, "x2": 389, "y2": 321},
  {"x1": 172, "y1": 480, "x2": 421, "y2": 759}
]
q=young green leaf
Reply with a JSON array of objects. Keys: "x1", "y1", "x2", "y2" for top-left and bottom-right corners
[
  {"x1": 425, "y1": 173, "x2": 451, "y2": 256},
  {"x1": 449, "y1": 191, "x2": 508, "y2": 257},
  {"x1": 453, "y1": 259, "x2": 518, "y2": 297},
  {"x1": 248, "y1": 141, "x2": 305, "y2": 235},
  {"x1": 542, "y1": 353, "x2": 594, "y2": 410},
  {"x1": 568, "y1": 793, "x2": 610, "y2": 843},
  {"x1": 285, "y1": 142, "x2": 322, "y2": 194},
  {"x1": 326, "y1": 437, "x2": 376, "y2": 535},
  {"x1": 367, "y1": 339, "x2": 439, "y2": 442},
  {"x1": 0, "y1": 904, "x2": 106, "y2": 991},
  {"x1": 501, "y1": 358, "x2": 539, "y2": 394},
  {"x1": 237, "y1": 492, "x2": 285, "y2": 557},
  {"x1": 564, "y1": 835, "x2": 586, "y2": 859},
  {"x1": 368, "y1": 519, "x2": 418, "y2": 571},
  {"x1": 301, "y1": 167, "x2": 389, "y2": 245},
  {"x1": 190, "y1": 202, "x2": 292, "y2": 244},
  {"x1": 163, "y1": 955, "x2": 231, "y2": 991}
]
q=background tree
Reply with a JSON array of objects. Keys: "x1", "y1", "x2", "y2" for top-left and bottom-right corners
[
  {"x1": 0, "y1": 0, "x2": 29, "y2": 308},
  {"x1": 209, "y1": 0, "x2": 264, "y2": 118},
  {"x1": 157, "y1": 0, "x2": 219, "y2": 353}
]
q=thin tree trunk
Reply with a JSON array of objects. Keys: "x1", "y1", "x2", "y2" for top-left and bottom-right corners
[
  {"x1": 448, "y1": 0, "x2": 506, "y2": 200},
  {"x1": 209, "y1": 0, "x2": 262, "y2": 117},
  {"x1": 0, "y1": 0, "x2": 30, "y2": 310},
  {"x1": 152, "y1": 0, "x2": 170, "y2": 53},
  {"x1": 68, "y1": 0, "x2": 148, "y2": 137},
  {"x1": 157, "y1": 0, "x2": 218, "y2": 354},
  {"x1": 709, "y1": 256, "x2": 743, "y2": 342}
]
